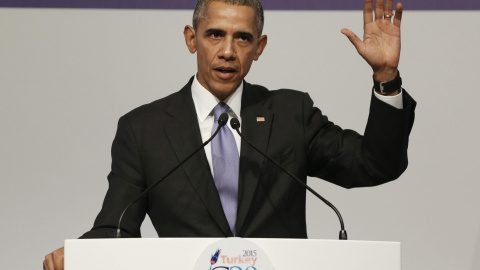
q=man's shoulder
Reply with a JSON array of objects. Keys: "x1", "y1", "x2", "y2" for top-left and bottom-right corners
[
  {"x1": 245, "y1": 82, "x2": 310, "y2": 103},
  {"x1": 121, "y1": 81, "x2": 192, "y2": 121},
  {"x1": 119, "y1": 93, "x2": 177, "y2": 122}
]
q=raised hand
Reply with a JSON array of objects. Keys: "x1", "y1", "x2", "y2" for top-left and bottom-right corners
[{"x1": 341, "y1": 0, "x2": 403, "y2": 82}]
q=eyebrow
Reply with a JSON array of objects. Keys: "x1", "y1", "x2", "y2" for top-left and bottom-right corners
[
  {"x1": 205, "y1": 28, "x2": 225, "y2": 36},
  {"x1": 204, "y1": 28, "x2": 255, "y2": 39}
]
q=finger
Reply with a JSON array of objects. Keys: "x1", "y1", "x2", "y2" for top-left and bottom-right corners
[
  {"x1": 341, "y1": 28, "x2": 364, "y2": 52},
  {"x1": 393, "y1": 3, "x2": 403, "y2": 27},
  {"x1": 45, "y1": 254, "x2": 54, "y2": 270},
  {"x1": 375, "y1": 0, "x2": 384, "y2": 20},
  {"x1": 364, "y1": 0, "x2": 374, "y2": 24},
  {"x1": 52, "y1": 248, "x2": 64, "y2": 270},
  {"x1": 43, "y1": 260, "x2": 47, "y2": 270},
  {"x1": 384, "y1": 0, "x2": 394, "y2": 21}
]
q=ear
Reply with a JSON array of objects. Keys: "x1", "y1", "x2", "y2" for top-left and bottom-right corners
[
  {"x1": 253, "y1": 35, "x2": 268, "y2": 61},
  {"x1": 184, "y1": 25, "x2": 197, "y2": 54}
]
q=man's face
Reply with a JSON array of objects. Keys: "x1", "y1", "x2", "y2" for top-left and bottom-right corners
[{"x1": 184, "y1": 1, "x2": 267, "y2": 100}]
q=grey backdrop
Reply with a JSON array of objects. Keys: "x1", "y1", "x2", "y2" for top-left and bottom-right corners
[{"x1": 1, "y1": 8, "x2": 479, "y2": 270}]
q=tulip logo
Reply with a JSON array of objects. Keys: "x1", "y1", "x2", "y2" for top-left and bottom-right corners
[{"x1": 210, "y1": 249, "x2": 221, "y2": 270}]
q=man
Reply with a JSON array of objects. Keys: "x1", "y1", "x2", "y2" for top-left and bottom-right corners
[{"x1": 43, "y1": 0, "x2": 415, "y2": 269}]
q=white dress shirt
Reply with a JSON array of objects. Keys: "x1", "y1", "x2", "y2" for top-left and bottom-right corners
[{"x1": 190, "y1": 75, "x2": 403, "y2": 176}]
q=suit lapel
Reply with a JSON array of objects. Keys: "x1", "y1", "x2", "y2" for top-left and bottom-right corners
[
  {"x1": 236, "y1": 82, "x2": 273, "y2": 235},
  {"x1": 162, "y1": 79, "x2": 232, "y2": 237}
]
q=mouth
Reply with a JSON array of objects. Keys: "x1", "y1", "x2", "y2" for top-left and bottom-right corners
[
  {"x1": 214, "y1": 66, "x2": 238, "y2": 80},
  {"x1": 214, "y1": 67, "x2": 237, "y2": 73}
]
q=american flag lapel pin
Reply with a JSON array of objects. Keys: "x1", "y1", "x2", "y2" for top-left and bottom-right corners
[{"x1": 256, "y1": 116, "x2": 265, "y2": 122}]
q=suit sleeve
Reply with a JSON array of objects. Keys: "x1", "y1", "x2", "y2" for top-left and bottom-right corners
[
  {"x1": 79, "y1": 115, "x2": 148, "y2": 238},
  {"x1": 305, "y1": 90, "x2": 416, "y2": 188}
]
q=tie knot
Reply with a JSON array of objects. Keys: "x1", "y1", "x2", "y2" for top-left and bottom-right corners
[{"x1": 213, "y1": 102, "x2": 230, "y2": 121}]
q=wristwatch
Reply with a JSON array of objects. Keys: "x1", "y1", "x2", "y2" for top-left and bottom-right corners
[{"x1": 373, "y1": 71, "x2": 402, "y2": 95}]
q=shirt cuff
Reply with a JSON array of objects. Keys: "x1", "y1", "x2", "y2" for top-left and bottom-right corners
[{"x1": 373, "y1": 89, "x2": 403, "y2": 109}]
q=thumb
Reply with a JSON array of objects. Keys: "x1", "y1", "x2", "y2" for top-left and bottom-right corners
[{"x1": 341, "y1": 28, "x2": 363, "y2": 52}]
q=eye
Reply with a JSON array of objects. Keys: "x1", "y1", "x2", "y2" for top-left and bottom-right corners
[
  {"x1": 238, "y1": 34, "x2": 251, "y2": 41},
  {"x1": 208, "y1": 31, "x2": 223, "y2": 39},
  {"x1": 236, "y1": 32, "x2": 253, "y2": 42}
]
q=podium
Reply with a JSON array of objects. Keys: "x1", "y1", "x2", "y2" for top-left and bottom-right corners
[{"x1": 65, "y1": 238, "x2": 400, "y2": 269}]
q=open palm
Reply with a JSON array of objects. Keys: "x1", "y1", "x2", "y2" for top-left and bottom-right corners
[{"x1": 342, "y1": 0, "x2": 403, "y2": 81}]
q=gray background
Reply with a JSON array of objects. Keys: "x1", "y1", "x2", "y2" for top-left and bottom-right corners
[{"x1": 1, "y1": 8, "x2": 479, "y2": 269}]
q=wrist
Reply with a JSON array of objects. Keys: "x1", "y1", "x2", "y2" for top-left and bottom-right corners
[{"x1": 373, "y1": 69, "x2": 398, "y2": 82}]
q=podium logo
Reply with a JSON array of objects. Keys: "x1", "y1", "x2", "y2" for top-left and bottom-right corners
[
  {"x1": 194, "y1": 238, "x2": 273, "y2": 270},
  {"x1": 208, "y1": 248, "x2": 258, "y2": 270}
]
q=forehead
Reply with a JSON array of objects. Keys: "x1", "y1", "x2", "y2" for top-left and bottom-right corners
[{"x1": 199, "y1": 1, "x2": 258, "y2": 35}]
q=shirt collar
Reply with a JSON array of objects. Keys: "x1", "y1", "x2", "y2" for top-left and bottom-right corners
[{"x1": 191, "y1": 74, "x2": 243, "y2": 123}]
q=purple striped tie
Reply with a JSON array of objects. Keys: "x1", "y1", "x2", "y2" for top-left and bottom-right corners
[{"x1": 211, "y1": 102, "x2": 239, "y2": 236}]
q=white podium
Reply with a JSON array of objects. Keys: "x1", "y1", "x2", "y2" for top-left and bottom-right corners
[{"x1": 65, "y1": 238, "x2": 400, "y2": 269}]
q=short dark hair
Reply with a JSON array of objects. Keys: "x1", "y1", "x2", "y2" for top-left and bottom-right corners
[{"x1": 193, "y1": 0, "x2": 264, "y2": 36}]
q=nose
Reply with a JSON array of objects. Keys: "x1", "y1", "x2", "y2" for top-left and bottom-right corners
[{"x1": 218, "y1": 38, "x2": 236, "y2": 61}]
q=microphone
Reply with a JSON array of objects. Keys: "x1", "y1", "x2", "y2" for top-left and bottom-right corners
[
  {"x1": 229, "y1": 117, "x2": 348, "y2": 240},
  {"x1": 115, "y1": 113, "x2": 229, "y2": 238}
]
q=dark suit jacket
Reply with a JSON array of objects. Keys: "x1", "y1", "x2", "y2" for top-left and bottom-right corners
[{"x1": 80, "y1": 77, "x2": 416, "y2": 239}]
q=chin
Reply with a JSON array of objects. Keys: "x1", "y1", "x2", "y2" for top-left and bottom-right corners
[
  {"x1": 211, "y1": 86, "x2": 236, "y2": 99},
  {"x1": 213, "y1": 82, "x2": 238, "y2": 92}
]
